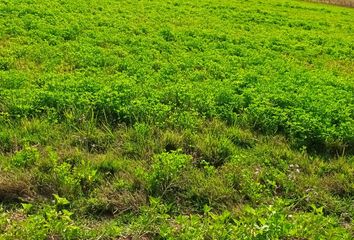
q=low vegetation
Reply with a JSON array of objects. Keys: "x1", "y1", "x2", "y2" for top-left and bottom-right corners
[{"x1": 0, "y1": 0, "x2": 353, "y2": 239}]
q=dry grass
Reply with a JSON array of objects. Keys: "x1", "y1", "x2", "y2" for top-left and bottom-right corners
[
  {"x1": 0, "y1": 172, "x2": 34, "y2": 202},
  {"x1": 306, "y1": 0, "x2": 354, "y2": 7}
]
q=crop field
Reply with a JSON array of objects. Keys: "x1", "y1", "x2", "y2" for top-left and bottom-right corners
[{"x1": 0, "y1": 0, "x2": 353, "y2": 239}]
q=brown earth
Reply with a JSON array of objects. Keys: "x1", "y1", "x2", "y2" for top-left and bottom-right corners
[{"x1": 307, "y1": 0, "x2": 354, "y2": 7}]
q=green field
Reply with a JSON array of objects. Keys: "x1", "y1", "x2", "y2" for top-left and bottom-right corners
[{"x1": 0, "y1": 0, "x2": 353, "y2": 239}]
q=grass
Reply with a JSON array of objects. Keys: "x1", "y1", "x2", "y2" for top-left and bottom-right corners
[{"x1": 0, "y1": 0, "x2": 353, "y2": 239}]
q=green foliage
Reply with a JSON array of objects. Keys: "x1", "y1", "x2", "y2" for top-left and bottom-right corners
[
  {"x1": 32, "y1": 148, "x2": 101, "y2": 199},
  {"x1": 0, "y1": 0, "x2": 353, "y2": 151},
  {"x1": 11, "y1": 146, "x2": 39, "y2": 168},
  {"x1": 0, "y1": 131, "x2": 13, "y2": 153},
  {"x1": 182, "y1": 166, "x2": 238, "y2": 210},
  {"x1": 0, "y1": 0, "x2": 353, "y2": 238},
  {"x1": 148, "y1": 151, "x2": 192, "y2": 196},
  {"x1": 2, "y1": 198, "x2": 82, "y2": 240}
]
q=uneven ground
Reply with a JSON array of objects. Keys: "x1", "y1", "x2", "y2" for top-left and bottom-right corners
[{"x1": 0, "y1": 0, "x2": 353, "y2": 239}]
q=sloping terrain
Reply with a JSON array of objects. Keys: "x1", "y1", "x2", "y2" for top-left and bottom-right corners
[{"x1": 0, "y1": 0, "x2": 353, "y2": 239}]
